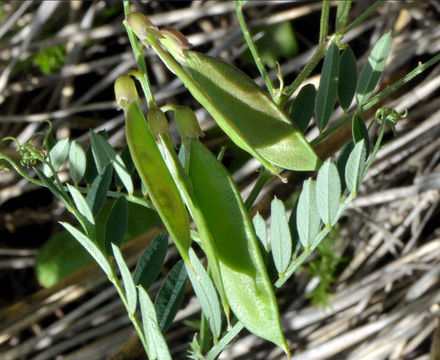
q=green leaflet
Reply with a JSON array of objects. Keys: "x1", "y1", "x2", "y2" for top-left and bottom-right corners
[
  {"x1": 296, "y1": 179, "x2": 321, "y2": 248},
  {"x1": 112, "y1": 243, "x2": 137, "y2": 315},
  {"x1": 186, "y1": 249, "x2": 222, "y2": 339},
  {"x1": 338, "y1": 47, "x2": 358, "y2": 111},
  {"x1": 345, "y1": 139, "x2": 366, "y2": 194},
  {"x1": 356, "y1": 32, "x2": 392, "y2": 107},
  {"x1": 315, "y1": 44, "x2": 340, "y2": 130},
  {"x1": 270, "y1": 197, "x2": 292, "y2": 275},
  {"x1": 138, "y1": 286, "x2": 172, "y2": 360},
  {"x1": 133, "y1": 233, "x2": 168, "y2": 291},
  {"x1": 124, "y1": 101, "x2": 191, "y2": 264},
  {"x1": 352, "y1": 113, "x2": 370, "y2": 154},
  {"x1": 289, "y1": 83, "x2": 316, "y2": 133},
  {"x1": 188, "y1": 138, "x2": 288, "y2": 354},
  {"x1": 43, "y1": 138, "x2": 70, "y2": 177},
  {"x1": 68, "y1": 140, "x2": 86, "y2": 185},
  {"x1": 155, "y1": 260, "x2": 187, "y2": 332},
  {"x1": 104, "y1": 196, "x2": 128, "y2": 254},
  {"x1": 316, "y1": 160, "x2": 341, "y2": 227}
]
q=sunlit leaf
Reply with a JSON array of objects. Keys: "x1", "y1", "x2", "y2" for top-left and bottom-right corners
[
  {"x1": 316, "y1": 160, "x2": 341, "y2": 226},
  {"x1": 356, "y1": 32, "x2": 392, "y2": 107},
  {"x1": 270, "y1": 197, "x2": 292, "y2": 274}
]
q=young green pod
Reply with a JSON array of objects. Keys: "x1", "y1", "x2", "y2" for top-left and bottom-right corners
[
  {"x1": 159, "y1": 29, "x2": 320, "y2": 173},
  {"x1": 126, "y1": 14, "x2": 320, "y2": 176},
  {"x1": 123, "y1": 101, "x2": 191, "y2": 264},
  {"x1": 188, "y1": 138, "x2": 289, "y2": 354}
]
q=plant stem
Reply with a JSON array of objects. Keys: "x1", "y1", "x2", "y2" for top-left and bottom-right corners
[
  {"x1": 234, "y1": 0, "x2": 276, "y2": 101},
  {"x1": 319, "y1": 0, "x2": 330, "y2": 46},
  {"x1": 362, "y1": 122, "x2": 386, "y2": 177},
  {"x1": 109, "y1": 272, "x2": 151, "y2": 357},
  {"x1": 244, "y1": 168, "x2": 272, "y2": 210},
  {"x1": 280, "y1": 43, "x2": 328, "y2": 107},
  {"x1": 281, "y1": 0, "x2": 386, "y2": 107},
  {"x1": 336, "y1": 0, "x2": 386, "y2": 36},
  {"x1": 0, "y1": 154, "x2": 43, "y2": 186},
  {"x1": 310, "y1": 113, "x2": 352, "y2": 147},
  {"x1": 205, "y1": 321, "x2": 244, "y2": 360},
  {"x1": 123, "y1": 0, "x2": 156, "y2": 105},
  {"x1": 362, "y1": 52, "x2": 440, "y2": 111}
]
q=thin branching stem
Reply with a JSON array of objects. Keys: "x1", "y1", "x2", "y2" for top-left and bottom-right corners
[
  {"x1": 234, "y1": 0, "x2": 276, "y2": 102},
  {"x1": 319, "y1": 0, "x2": 330, "y2": 46}
]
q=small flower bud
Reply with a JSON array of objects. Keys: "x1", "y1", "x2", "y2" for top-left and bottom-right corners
[
  {"x1": 163, "y1": 105, "x2": 203, "y2": 148},
  {"x1": 126, "y1": 12, "x2": 160, "y2": 41},
  {"x1": 148, "y1": 104, "x2": 170, "y2": 139},
  {"x1": 114, "y1": 75, "x2": 139, "y2": 111},
  {"x1": 159, "y1": 28, "x2": 192, "y2": 61}
]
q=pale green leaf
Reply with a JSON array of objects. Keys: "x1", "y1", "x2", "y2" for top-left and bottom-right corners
[
  {"x1": 60, "y1": 222, "x2": 111, "y2": 275},
  {"x1": 316, "y1": 160, "x2": 341, "y2": 226},
  {"x1": 345, "y1": 139, "x2": 366, "y2": 194},
  {"x1": 112, "y1": 243, "x2": 137, "y2": 314},
  {"x1": 296, "y1": 179, "x2": 321, "y2": 248},
  {"x1": 252, "y1": 212, "x2": 269, "y2": 252},
  {"x1": 69, "y1": 140, "x2": 86, "y2": 185},
  {"x1": 356, "y1": 32, "x2": 392, "y2": 107},
  {"x1": 138, "y1": 285, "x2": 172, "y2": 360},
  {"x1": 44, "y1": 138, "x2": 70, "y2": 176},
  {"x1": 90, "y1": 132, "x2": 110, "y2": 174},
  {"x1": 186, "y1": 249, "x2": 222, "y2": 339},
  {"x1": 67, "y1": 184, "x2": 95, "y2": 225},
  {"x1": 91, "y1": 131, "x2": 134, "y2": 194},
  {"x1": 270, "y1": 197, "x2": 292, "y2": 274}
]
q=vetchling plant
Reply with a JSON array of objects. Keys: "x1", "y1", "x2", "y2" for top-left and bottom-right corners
[{"x1": 1, "y1": 0, "x2": 440, "y2": 358}]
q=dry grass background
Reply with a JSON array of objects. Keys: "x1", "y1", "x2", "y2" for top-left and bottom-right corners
[{"x1": 0, "y1": 1, "x2": 439, "y2": 359}]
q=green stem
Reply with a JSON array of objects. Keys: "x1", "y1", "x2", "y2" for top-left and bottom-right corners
[
  {"x1": 310, "y1": 113, "x2": 352, "y2": 147},
  {"x1": 205, "y1": 321, "x2": 244, "y2": 360},
  {"x1": 319, "y1": 0, "x2": 330, "y2": 46},
  {"x1": 123, "y1": 0, "x2": 156, "y2": 105},
  {"x1": 244, "y1": 168, "x2": 272, "y2": 211},
  {"x1": 109, "y1": 272, "x2": 151, "y2": 357},
  {"x1": 362, "y1": 122, "x2": 386, "y2": 177},
  {"x1": 281, "y1": 0, "x2": 386, "y2": 107},
  {"x1": 336, "y1": 0, "x2": 386, "y2": 36},
  {"x1": 362, "y1": 52, "x2": 440, "y2": 111},
  {"x1": 280, "y1": 43, "x2": 328, "y2": 107},
  {"x1": 0, "y1": 154, "x2": 43, "y2": 186},
  {"x1": 234, "y1": 0, "x2": 276, "y2": 101}
]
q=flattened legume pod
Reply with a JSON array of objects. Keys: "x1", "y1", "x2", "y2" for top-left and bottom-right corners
[
  {"x1": 116, "y1": 76, "x2": 191, "y2": 264},
  {"x1": 157, "y1": 129, "x2": 230, "y2": 322},
  {"x1": 126, "y1": 13, "x2": 321, "y2": 176},
  {"x1": 188, "y1": 137, "x2": 289, "y2": 354}
]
